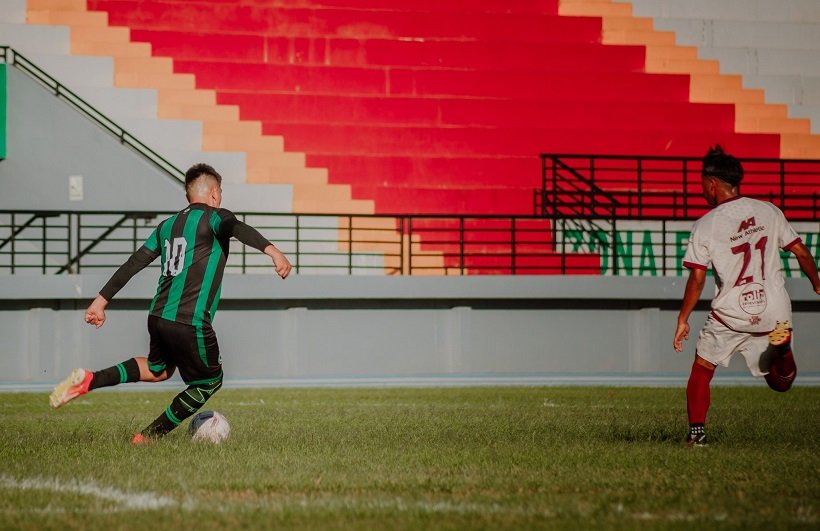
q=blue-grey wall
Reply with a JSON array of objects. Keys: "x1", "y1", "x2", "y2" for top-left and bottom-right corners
[{"x1": 1, "y1": 275, "x2": 817, "y2": 388}]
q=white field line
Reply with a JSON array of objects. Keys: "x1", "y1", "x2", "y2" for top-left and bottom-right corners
[
  {"x1": 0, "y1": 475, "x2": 179, "y2": 511},
  {"x1": 216, "y1": 496, "x2": 553, "y2": 517},
  {"x1": 2, "y1": 478, "x2": 814, "y2": 524}
]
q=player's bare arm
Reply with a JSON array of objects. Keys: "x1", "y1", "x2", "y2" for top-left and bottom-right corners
[
  {"x1": 674, "y1": 267, "x2": 707, "y2": 352},
  {"x1": 85, "y1": 294, "x2": 109, "y2": 328},
  {"x1": 789, "y1": 242, "x2": 820, "y2": 294},
  {"x1": 264, "y1": 244, "x2": 292, "y2": 279}
]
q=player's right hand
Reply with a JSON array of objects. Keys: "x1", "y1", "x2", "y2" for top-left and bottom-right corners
[
  {"x1": 85, "y1": 295, "x2": 108, "y2": 328},
  {"x1": 673, "y1": 322, "x2": 689, "y2": 352}
]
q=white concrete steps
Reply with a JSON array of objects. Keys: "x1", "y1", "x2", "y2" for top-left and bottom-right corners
[
  {"x1": 1, "y1": 4, "x2": 297, "y2": 213},
  {"x1": 620, "y1": 0, "x2": 820, "y2": 136},
  {"x1": 616, "y1": 0, "x2": 820, "y2": 24}
]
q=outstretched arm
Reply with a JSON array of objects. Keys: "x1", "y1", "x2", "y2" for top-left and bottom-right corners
[
  {"x1": 89, "y1": 246, "x2": 158, "y2": 328},
  {"x1": 228, "y1": 219, "x2": 292, "y2": 279},
  {"x1": 263, "y1": 244, "x2": 292, "y2": 279},
  {"x1": 789, "y1": 242, "x2": 820, "y2": 294},
  {"x1": 674, "y1": 267, "x2": 707, "y2": 352}
]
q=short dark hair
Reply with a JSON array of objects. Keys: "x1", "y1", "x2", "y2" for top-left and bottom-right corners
[
  {"x1": 702, "y1": 145, "x2": 743, "y2": 187},
  {"x1": 185, "y1": 163, "x2": 222, "y2": 199},
  {"x1": 185, "y1": 163, "x2": 222, "y2": 187}
]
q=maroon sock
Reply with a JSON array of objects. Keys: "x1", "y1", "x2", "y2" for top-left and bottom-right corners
[{"x1": 687, "y1": 357, "x2": 715, "y2": 426}]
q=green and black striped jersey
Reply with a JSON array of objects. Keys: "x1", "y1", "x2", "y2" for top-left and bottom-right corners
[{"x1": 100, "y1": 203, "x2": 271, "y2": 326}]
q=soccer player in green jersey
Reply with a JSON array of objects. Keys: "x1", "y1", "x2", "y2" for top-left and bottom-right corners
[{"x1": 49, "y1": 163, "x2": 292, "y2": 443}]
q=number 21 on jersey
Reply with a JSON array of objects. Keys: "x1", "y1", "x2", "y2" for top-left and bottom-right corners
[
  {"x1": 731, "y1": 236, "x2": 768, "y2": 287},
  {"x1": 163, "y1": 237, "x2": 187, "y2": 277}
]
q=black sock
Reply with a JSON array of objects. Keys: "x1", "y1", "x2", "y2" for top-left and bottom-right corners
[
  {"x1": 689, "y1": 424, "x2": 705, "y2": 435},
  {"x1": 89, "y1": 358, "x2": 141, "y2": 390},
  {"x1": 141, "y1": 376, "x2": 223, "y2": 438}
]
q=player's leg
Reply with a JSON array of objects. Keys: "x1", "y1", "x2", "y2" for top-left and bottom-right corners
[
  {"x1": 135, "y1": 320, "x2": 223, "y2": 442},
  {"x1": 686, "y1": 353, "x2": 715, "y2": 446},
  {"x1": 764, "y1": 321, "x2": 796, "y2": 392},
  {"x1": 137, "y1": 373, "x2": 223, "y2": 441},
  {"x1": 50, "y1": 318, "x2": 176, "y2": 408},
  {"x1": 685, "y1": 316, "x2": 741, "y2": 446}
]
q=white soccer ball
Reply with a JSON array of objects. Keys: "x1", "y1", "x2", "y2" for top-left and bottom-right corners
[{"x1": 188, "y1": 410, "x2": 230, "y2": 443}]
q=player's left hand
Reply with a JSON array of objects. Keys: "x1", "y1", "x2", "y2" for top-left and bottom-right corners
[
  {"x1": 673, "y1": 322, "x2": 689, "y2": 352},
  {"x1": 265, "y1": 245, "x2": 292, "y2": 279}
]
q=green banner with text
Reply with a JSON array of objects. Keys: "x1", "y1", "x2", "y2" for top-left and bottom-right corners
[{"x1": 560, "y1": 221, "x2": 820, "y2": 277}]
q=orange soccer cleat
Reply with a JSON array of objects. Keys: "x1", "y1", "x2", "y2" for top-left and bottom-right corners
[
  {"x1": 49, "y1": 368, "x2": 93, "y2": 408},
  {"x1": 131, "y1": 433, "x2": 151, "y2": 445}
]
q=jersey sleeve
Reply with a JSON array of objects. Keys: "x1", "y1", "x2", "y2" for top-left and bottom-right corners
[
  {"x1": 211, "y1": 208, "x2": 271, "y2": 252},
  {"x1": 771, "y1": 204, "x2": 801, "y2": 250},
  {"x1": 99, "y1": 242, "x2": 161, "y2": 300},
  {"x1": 682, "y1": 219, "x2": 710, "y2": 271},
  {"x1": 683, "y1": 219, "x2": 712, "y2": 269}
]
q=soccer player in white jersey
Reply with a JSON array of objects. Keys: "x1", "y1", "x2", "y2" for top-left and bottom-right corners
[{"x1": 673, "y1": 146, "x2": 820, "y2": 446}]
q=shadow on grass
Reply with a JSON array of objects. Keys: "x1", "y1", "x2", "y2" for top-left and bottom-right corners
[{"x1": 605, "y1": 424, "x2": 684, "y2": 444}]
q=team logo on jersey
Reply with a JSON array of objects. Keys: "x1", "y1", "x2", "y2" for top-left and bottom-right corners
[
  {"x1": 730, "y1": 217, "x2": 765, "y2": 242},
  {"x1": 737, "y1": 217, "x2": 756, "y2": 232},
  {"x1": 739, "y1": 282, "x2": 766, "y2": 315}
]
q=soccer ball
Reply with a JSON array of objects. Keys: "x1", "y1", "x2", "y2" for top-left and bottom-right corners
[{"x1": 188, "y1": 410, "x2": 230, "y2": 443}]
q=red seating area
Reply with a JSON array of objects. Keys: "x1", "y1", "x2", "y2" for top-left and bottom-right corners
[{"x1": 84, "y1": 0, "x2": 788, "y2": 273}]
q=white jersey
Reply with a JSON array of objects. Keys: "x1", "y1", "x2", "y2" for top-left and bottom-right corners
[{"x1": 683, "y1": 196, "x2": 801, "y2": 333}]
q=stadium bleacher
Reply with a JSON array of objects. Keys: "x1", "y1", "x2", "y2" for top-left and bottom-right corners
[{"x1": 3, "y1": 0, "x2": 819, "y2": 274}]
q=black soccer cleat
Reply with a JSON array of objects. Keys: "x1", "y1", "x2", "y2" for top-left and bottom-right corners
[
  {"x1": 686, "y1": 432, "x2": 707, "y2": 446},
  {"x1": 686, "y1": 425, "x2": 707, "y2": 447}
]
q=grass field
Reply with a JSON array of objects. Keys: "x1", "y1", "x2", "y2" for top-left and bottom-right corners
[{"x1": 1, "y1": 386, "x2": 818, "y2": 530}]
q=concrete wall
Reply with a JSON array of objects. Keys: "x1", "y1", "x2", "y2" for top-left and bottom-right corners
[
  {"x1": 0, "y1": 66, "x2": 185, "y2": 211},
  {"x1": 1, "y1": 275, "x2": 817, "y2": 388}
]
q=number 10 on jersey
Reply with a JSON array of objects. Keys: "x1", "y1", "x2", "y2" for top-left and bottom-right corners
[{"x1": 163, "y1": 237, "x2": 187, "y2": 277}]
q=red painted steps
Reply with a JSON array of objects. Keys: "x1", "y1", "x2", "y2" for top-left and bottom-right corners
[
  {"x1": 346, "y1": 186, "x2": 535, "y2": 215},
  {"x1": 262, "y1": 123, "x2": 778, "y2": 158},
  {"x1": 307, "y1": 154, "x2": 540, "y2": 188},
  {"x1": 91, "y1": 1, "x2": 600, "y2": 42},
  {"x1": 214, "y1": 93, "x2": 734, "y2": 132},
  {"x1": 173, "y1": 60, "x2": 695, "y2": 102},
  {"x1": 130, "y1": 30, "x2": 645, "y2": 71},
  {"x1": 183, "y1": 0, "x2": 561, "y2": 15}
]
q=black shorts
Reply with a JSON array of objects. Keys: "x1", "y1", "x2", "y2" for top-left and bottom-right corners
[{"x1": 147, "y1": 315, "x2": 222, "y2": 385}]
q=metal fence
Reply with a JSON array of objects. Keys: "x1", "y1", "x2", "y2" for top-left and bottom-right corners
[
  {"x1": 1, "y1": 211, "x2": 817, "y2": 277},
  {"x1": 536, "y1": 154, "x2": 820, "y2": 221}
]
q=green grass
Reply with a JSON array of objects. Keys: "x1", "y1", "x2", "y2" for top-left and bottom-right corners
[{"x1": 1, "y1": 386, "x2": 818, "y2": 530}]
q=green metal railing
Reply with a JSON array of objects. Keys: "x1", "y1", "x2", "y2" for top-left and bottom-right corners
[
  {"x1": 536, "y1": 154, "x2": 820, "y2": 221},
  {"x1": 1, "y1": 210, "x2": 817, "y2": 277},
  {"x1": 0, "y1": 46, "x2": 184, "y2": 185}
]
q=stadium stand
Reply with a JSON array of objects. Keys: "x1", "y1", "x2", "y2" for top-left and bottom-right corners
[
  {"x1": 620, "y1": 0, "x2": 820, "y2": 134},
  {"x1": 2, "y1": 0, "x2": 819, "y2": 274},
  {"x1": 1, "y1": 0, "x2": 819, "y2": 388}
]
